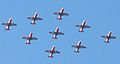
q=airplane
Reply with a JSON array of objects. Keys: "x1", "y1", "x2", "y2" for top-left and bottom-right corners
[
  {"x1": 54, "y1": 8, "x2": 69, "y2": 20},
  {"x1": 22, "y1": 32, "x2": 38, "y2": 44},
  {"x1": 27, "y1": 12, "x2": 43, "y2": 24},
  {"x1": 71, "y1": 41, "x2": 86, "y2": 53},
  {"x1": 2, "y1": 18, "x2": 17, "y2": 30},
  {"x1": 45, "y1": 45, "x2": 60, "y2": 58},
  {"x1": 75, "y1": 20, "x2": 91, "y2": 32},
  {"x1": 101, "y1": 31, "x2": 116, "y2": 43},
  {"x1": 49, "y1": 27, "x2": 64, "y2": 39}
]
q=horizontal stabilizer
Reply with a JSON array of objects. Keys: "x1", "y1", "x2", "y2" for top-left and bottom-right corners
[
  {"x1": 52, "y1": 37, "x2": 57, "y2": 39},
  {"x1": 5, "y1": 28, "x2": 10, "y2": 30},
  {"x1": 48, "y1": 56, "x2": 53, "y2": 58},
  {"x1": 74, "y1": 50, "x2": 79, "y2": 53},
  {"x1": 57, "y1": 17, "x2": 62, "y2": 20}
]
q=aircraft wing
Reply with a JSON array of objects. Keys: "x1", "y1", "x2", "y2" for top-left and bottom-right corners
[
  {"x1": 110, "y1": 36, "x2": 116, "y2": 39},
  {"x1": 101, "y1": 36, "x2": 106, "y2": 38},
  {"x1": 2, "y1": 23, "x2": 8, "y2": 26},
  {"x1": 49, "y1": 32, "x2": 55, "y2": 34},
  {"x1": 75, "y1": 25, "x2": 83, "y2": 27},
  {"x1": 63, "y1": 13, "x2": 69, "y2": 16},
  {"x1": 80, "y1": 46, "x2": 86, "y2": 48},
  {"x1": 71, "y1": 45, "x2": 76, "y2": 48},
  {"x1": 22, "y1": 37, "x2": 29, "y2": 40},
  {"x1": 58, "y1": 32, "x2": 64, "y2": 35},
  {"x1": 54, "y1": 12, "x2": 59, "y2": 15},
  {"x1": 27, "y1": 17, "x2": 32, "y2": 20},
  {"x1": 31, "y1": 37, "x2": 38, "y2": 40},
  {"x1": 11, "y1": 23, "x2": 17, "y2": 26},
  {"x1": 45, "y1": 50, "x2": 51, "y2": 53},
  {"x1": 55, "y1": 51, "x2": 60, "y2": 53},
  {"x1": 84, "y1": 25, "x2": 91, "y2": 28},
  {"x1": 36, "y1": 17, "x2": 43, "y2": 20}
]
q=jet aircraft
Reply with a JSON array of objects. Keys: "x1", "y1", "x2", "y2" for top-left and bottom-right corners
[
  {"x1": 27, "y1": 12, "x2": 43, "y2": 24},
  {"x1": 75, "y1": 20, "x2": 91, "y2": 32},
  {"x1": 71, "y1": 41, "x2": 86, "y2": 52},
  {"x1": 45, "y1": 45, "x2": 60, "y2": 58},
  {"x1": 2, "y1": 18, "x2": 17, "y2": 30},
  {"x1": 54, "y1": 8, "x2": 69, "y2": 20}
]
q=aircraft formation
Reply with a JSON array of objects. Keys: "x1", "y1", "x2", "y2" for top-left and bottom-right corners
[{"x1": 1, "y1": 8, "x2": 117, "y2": 58}]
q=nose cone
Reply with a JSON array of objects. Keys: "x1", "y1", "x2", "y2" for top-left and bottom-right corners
[
  {"x1": 9, "y1": 18, "x2": 13, "y2": 22},
  {"x1": 29, "y1": 32, "x2": 33, "y2": 36},
  {"x1": 83, "y1": 20, "x2": 86, "y2": 23},
  {"x1": 108, "y1": 31, "x2": 112, "y2": 34},
  {"x1": 61, "y1": 8, "x2": 64, "y2": 10},
  {"x1": 56, "y1": 27, "x2": 59, "y2": 29}
]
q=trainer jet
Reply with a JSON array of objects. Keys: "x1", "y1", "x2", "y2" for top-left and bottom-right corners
[
  {"x1": 54, "y1": 8, "x2": 69, "y2": 20},
  {"x1": 2, "y1": 18, "x2": 17, "y2": 30},
  {"x1": 71, "y1": 41, "x2": 86, "y2": 53},
  {"x1": 22, "y1": 32, "x2": 38, "y2": 44},
  {"x1": 101, "y1": 31, "x2": 116, "y2": 43},
  {"x1": 75, "y1": 20, "x2": 91, "y2": 32},
  {"x1": 27, "y1": 12, "x2": 43, "y2": 24},
  {"x1": 45, "y1": 45, "x2": 60, "y2": 58},
  {"x1": 49, "y1": 27, "x2": 64, "y2": 39}
]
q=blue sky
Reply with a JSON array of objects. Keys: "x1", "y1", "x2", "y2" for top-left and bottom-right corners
[{"x1": 0, "y1": 0, "x2": 120, "y2": 64}]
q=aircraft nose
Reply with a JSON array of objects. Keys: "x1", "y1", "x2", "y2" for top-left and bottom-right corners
[
  {"x1": 61, "y1": 8, "x2": 64, "y2": 10},
  {"x1": 52, "y1": 45, "x2": 55, "y2": 47}
]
